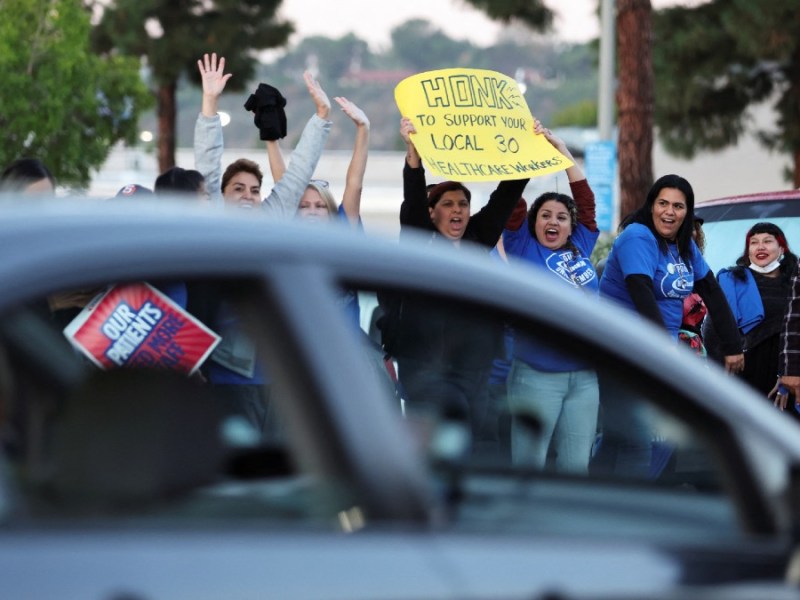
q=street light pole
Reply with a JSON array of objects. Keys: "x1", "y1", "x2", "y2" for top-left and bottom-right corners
[{"x1": 598, "y1": 0, "x2": 615, "y2": 141}]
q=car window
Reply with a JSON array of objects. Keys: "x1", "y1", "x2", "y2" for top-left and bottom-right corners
[
  {"x1": 0, "y1": 275, "x2": 366, "y2": 527},
  {"x1": 702, "y1": 217, "x2": 800, "y2": 274},
  {"x1": 696, "y1": 200, "x2": 800, "y2": 273},
  {"x1": 356, "y1": 282, "x2": 755, "y2": 543}
]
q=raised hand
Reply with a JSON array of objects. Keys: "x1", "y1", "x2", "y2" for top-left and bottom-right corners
[
  {"x1": 399, "y1": 117, "x2": 420, "y2": 168},
  {"x1": 197, "y1": 52, "x2": 232, "y2": 118},
  {"x1": 197, "y1": 52, "x2": 232, "y2": 99},
  {"x1": 336, "y1": 97, "x2": 370, "y2": 226},
  {"x1": 534, "y1": 118, "x2": 581, "y2": 181},
  {"x1": 399, "y1": 117, "x2": 417, "y2": 145},
  {"x1": 334, "y1": 97, "x2": 369, "y2": 129},
  {"x1": 304, "y1": 71, "x2": 330, "y2": 120},
  {"x1": 534, "y1": 118, "x2": 568, "y2": 155}
]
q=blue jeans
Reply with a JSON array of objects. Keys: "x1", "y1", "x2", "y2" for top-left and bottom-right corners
[
  {"x1": 590, "y1": 370, "x2": 655, "y2": 479},
  {"x1": 507, "y1": 360, "x2": 599, "y2": 474}
]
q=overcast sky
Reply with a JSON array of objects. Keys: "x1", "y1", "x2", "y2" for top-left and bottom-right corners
[
  {"x1": 275, "y1": 0, "x2": 594, "y2": 49},
  {"x1": 274, "y1": 0, "x2": 698, "y2": 49}
]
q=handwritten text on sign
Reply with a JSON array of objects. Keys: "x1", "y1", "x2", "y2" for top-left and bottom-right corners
[{"x1": 394, "y1": 68, "x2": 572, "y2": 182}]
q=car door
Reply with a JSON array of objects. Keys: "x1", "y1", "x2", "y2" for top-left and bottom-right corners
[
  {"x1": 2, "y1": 204, "x2": 800, "y2": 597},
  {"x1": 323, "y1": 237, "x2": 800, "y2": 590}
]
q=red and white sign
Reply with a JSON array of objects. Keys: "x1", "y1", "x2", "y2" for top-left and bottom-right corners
[{"x1": 64, "y1": 283, "x2": 220, "y2": 375}]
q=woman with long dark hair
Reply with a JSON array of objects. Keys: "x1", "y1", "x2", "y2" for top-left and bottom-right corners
[
  {"x1": 600, "y1": 174, "x2": 742, "y2": 367},
  {"x1": 592, "y1": 174, "x2": 743, "y2": 477}
]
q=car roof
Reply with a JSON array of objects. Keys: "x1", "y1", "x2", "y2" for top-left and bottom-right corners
[{"x1": 697, "y1": 189, "x2": 800, "y2": 207}]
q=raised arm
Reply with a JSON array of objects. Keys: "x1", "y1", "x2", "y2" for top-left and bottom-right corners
[
  {"x1": 194, "y1": 53, "x2": 232, "y2": 206},
  {"x1": 305, "y1": 70, "x2": 331, "y2": 122},
  {"x1": 535, "y1": 120, "x2": 584, "y2": 184},
  {"x1": 261, "y1": 72, "x2": 331, "y2": 189},
  {"x1": 399, "y1": 117, "x2": 430, "y2": 233},
  {"x1": 262, "y1": 71, "x2": 332, "y2": 219},
  {"x1": 266, "y1": 140, "x2": 286, "y2": 183},
  {"x1": 536, "y1": 120, "x2": 597, "y2": 232},
  {"x1": 470, "y1": 177, "x2": 529, "y2": 247},
  {"x1": 470, "y1": 120, "x2": 541, "y2": 245},
  {"x1": 400, "y1": 116, "x2": 421, "y2": 169},
  {"x1": 335, "y1": 96, "x2": 370, "y2": 226},
  {"x1": 244, "y1": 80, "x2": 288, "y2": 184}
]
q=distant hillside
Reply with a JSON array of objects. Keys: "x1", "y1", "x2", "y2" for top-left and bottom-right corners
[{"x1": 136, "y1": 19, "x2": 598, "y2": 154}]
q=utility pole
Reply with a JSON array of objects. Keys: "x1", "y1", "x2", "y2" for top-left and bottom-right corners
[
  {"x1": 598, "y1": 0, "x2": 615, "y2": 141},
  {"x1": 584, "y1": 0, "x2": 618, "y2": 232}
]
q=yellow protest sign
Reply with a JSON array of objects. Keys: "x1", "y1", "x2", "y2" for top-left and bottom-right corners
[{"x1": 395, "y1": 68, "x2": 572, "y2": 182}]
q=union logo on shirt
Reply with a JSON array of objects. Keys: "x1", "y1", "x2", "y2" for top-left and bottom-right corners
[
  {"x1": 660, "y1": 259, "x2": 692, "y2": 298},
  {"x1": 545, "y1": 250, "x2": 596, "y2": 288}
]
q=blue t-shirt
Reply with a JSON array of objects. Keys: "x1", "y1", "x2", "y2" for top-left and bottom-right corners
[
  {"x1": 503, "y1": 221, "x2": 600, "y2": 372},
  {"x1": 503, "y1": 221, "x2": 600, "y2": 293},
  {"x1": 717, "y1": 268, "x2": 764, "y2": 334},
  {"x1": 599, "y1": 223, "x2": 709, "y2": 337},
  {"x1": 159, "y1": 281, "x2": 187, "y2": 308}
]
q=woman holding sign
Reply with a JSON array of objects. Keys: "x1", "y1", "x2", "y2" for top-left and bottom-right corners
[
  {"x1": 378, "y1": 116, "x2": 530, "y2": 446},
  {"x1": 396, "y1": 117, "x2": 529, "y2": 246},
  {"x1": 502, "y1": 123, "x2": 600, "y2": 474}
]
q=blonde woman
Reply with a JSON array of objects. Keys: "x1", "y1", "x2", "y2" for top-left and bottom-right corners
[{"x1": 268, "y1": 96, "x2": 370, "y2": 227}]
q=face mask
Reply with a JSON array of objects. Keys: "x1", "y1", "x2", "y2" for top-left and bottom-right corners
[{"x1": 749, "y1": 255, "x2": 782, "y2": 274}]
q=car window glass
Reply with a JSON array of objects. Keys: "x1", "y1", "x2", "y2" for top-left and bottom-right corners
[
  {"x1": 355, "y1": 284, "x2": 746, "y2": 542},
  {"x1": 0, "y1": 276, "x2": 359, "y2": 526},
  {"x1": 702, "y1": 217, "x2": 800, "y2": 273}
]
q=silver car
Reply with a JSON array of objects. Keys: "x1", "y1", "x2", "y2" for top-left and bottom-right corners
[{"x1": 1, "y1": 199, "x2": 799, "y2": 599}]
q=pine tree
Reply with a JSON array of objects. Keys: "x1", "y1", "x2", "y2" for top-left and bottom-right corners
[
  {"x1": 653, "y1": 0, "x2": 800, "y2": 186},
  {"x1": 460, "y1": 0, "x2": 553, "y2": 29},
  {"x1": 457, "y1": 0, "x2": 658, "y2": 222},
  {"x1": 617, "y1": 0, "x2": 654, "y2": 218}
]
